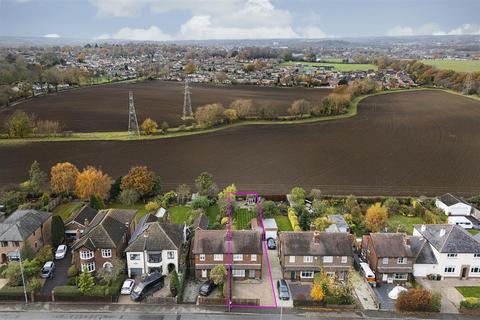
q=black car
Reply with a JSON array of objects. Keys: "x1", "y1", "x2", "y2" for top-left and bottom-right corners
[
  {"x1": 267, "y1": 238, "x2": 276, "y2": 250},
  {"x1": 277, "y1": 279, "x2": 290, "y2": 300},
  {"x1": 199, "y1": 279, "x2": 216, "y2": 296},
  {"x1": 130, "y1": 271, "x2": 165, "y2": 301}
]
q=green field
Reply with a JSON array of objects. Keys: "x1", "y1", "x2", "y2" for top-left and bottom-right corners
[
  {"x1": 235, "y1": 208, "x2": 257, "y2": 230},
  {"x1": 421, "y1": 59, "x2": 480, "y2": 72},
  {"x1": 387, "y1": 215, "x2": 426, "y2": 234},
  {"x1": 281, "y1": 61, "x2": 378, "y2": 72},
  {"x1": 53, "y1": 202, "x2": 84, "y2": 221},
  {"x1": 274, "y1": 215, "x2": 293, "y2": 231},
  {"x1": 169, "y1": 206, "x2": 192, "y2": 224},
  {"x1": 456, "y1": 286, "x2": 480, "y2": 298}
]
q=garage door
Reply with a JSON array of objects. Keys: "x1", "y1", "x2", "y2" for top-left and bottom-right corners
[{"x1": 129, "y1": 268, "x2": 143, "y2": 277}]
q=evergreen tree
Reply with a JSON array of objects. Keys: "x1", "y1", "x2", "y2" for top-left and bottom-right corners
[
  {"x1": 78, "y1": 270, "x2": 95, "y2": 294},
  {"x1": 170, "y1": 270, "x2": 180, "y2": 297},
  {"x1": 299, "y1": 211, "x2": 311, "y2": 231},
  {"x1": 89, "y1": 194, "x2": 105, "y2": 210},
  {"x1": 51, "y1": 215, "x2": 65, "y2": 247}
]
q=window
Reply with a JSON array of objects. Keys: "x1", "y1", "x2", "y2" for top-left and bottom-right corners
[
  {"x1": 167, "y1": 251, "x2": 175, "y2": 259},
  {"x1": 474, "y1": 254, "x2": 480, "y2": 258},
  {"x1": 233, "y1": 254, "x2": 243, "y2": 261},
  {"x1": 289, "y1": 256, "x2": 295, "y2": 263},
  {"x1": 341, "y1": 256, "x2": 348, "y2": 264},
  {"x1": 394, "y1": 273, "x2": 408, "y2": 280},
  {"x1": 232, "y1": 270, "x2": 245, "y2": 277},
  {"x1": 303, "y1": 256, "x2": 313, "y2": 263},
  {"x1": 199, "y1": 254, "x2": 205, "y2": 261},
  {"x1": 300, "y1": 271, "x2": 314, "y2": 279},
  {"x1": 214, "y1": 254, "x2": 223, "y2": 261},
  {"x1": 323, "y1": 256, "x2": 333, "y2": 263},
  {"x1": 103, "y1": 262, "x2": 113, "y2": 271},
  {"x1": 471, "y1": 266, "x2": 480, "y2": 274},
  {"x1": 101, "y1": 249, "x2": 112, "y2": 258},
  {"x1": 12, "y1": 241, "x2": 20, "y2": 247},
  {"x1": 444, "y1": 266, "x2": 456, "y2": 273},
  {"x1": 1, "y1": 241, "x2": 7, "y2": 247},
  {"x1": 148, "y1": 253, "x2": 162, "y2": 263},
  {"x1": 326, "y1": 272, "x2": 335, "y2": 278},
  {"x1": 251, "y1": 254, "x2": 257, "y2": 262},
  {"x1": 447, "y1": 253, "x2": 458, "y2": 258},
  {"x1": 383, "y1": 257, "x2": 388, "y2": 265},
  {"x1": 129, "y1": 253, "x2": 140, "y2": 260},
  {"x1": 397, "y1": 257, "x2": 407, "y2": 264},
  {"x1": 34, "y1": 242, "x2": 37, "y2": 248},
  {"x1": 80, "y1": 250, "x2": 94, "y2": 260},
  {"x1": 81, "y1": 262, "x2": 95, "y2": 273}
]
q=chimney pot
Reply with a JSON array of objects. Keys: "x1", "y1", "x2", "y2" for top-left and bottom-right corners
[
  {"x1": 421, "y1": 224, "x2": 426, "y2": 232},
  {"x1": 84, "y1": 218, "x2": 89, "y2": 227},
  {"x1": 75, "y1": 229, "x2": 81, "y2": 240},
  {"x1": 313, "y1": 231, "x2": 321, "y2": 244}
]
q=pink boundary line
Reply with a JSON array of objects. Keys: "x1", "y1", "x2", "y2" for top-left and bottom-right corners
[{"x1": 226, "y1": 191, "x2": 278, "y2": 309}]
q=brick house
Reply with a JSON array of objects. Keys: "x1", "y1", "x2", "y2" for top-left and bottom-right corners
[
  {"x1": 72, "y1": 209, "x2": 136, "y2": 273},
  {"x1": 0, "y1": 210, "x2": 52, "y2": 263},
  {"x1": 64, "y1": 205, "x2": 97, "y2": 242},
  {"x1": 361, "y1": 233, "x2": 415, "y2": 283},
  {"x1": 192, "y1": 229, "x2": 263, "y2": 280},
  {"x1": 278, "y1": 231, "x2": 353, "y2": 281}
]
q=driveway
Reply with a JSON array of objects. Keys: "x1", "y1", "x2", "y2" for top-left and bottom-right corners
[
  {"x1": 266, "y1": 243, "x2": 293, "y2": 308},
  {"x1": 372, "y1": 284, "x2": 396, "y2": 310},
  {"x1": 182, "y1": 279, "x2": 203, "y2": 303},
  {"x1": 417, "y1": 277, "x2": 480, "y2": 314},
  {"x1": 350, "y1": 271, "x2": 378, "y2": 310},
  {"x1": 40, "y1": 249, "x2": 71, "y2": 295}
]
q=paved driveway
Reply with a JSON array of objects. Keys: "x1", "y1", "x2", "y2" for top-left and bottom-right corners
[
  {"x1": 266, "y1": 243, "x2": 293, "y2": 308},
  {"x1": 40, "y1": 249, "x2": 71, "y2": 295},
  {"x1": 372, "y1": 284, "x2": 396, "y2": 310},
  {"x1": 350, "y1": 271, "x2": 378, "y2": 310}
]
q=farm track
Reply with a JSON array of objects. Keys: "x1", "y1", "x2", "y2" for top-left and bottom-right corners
[{"x1": 1, "y1": 90, "x2": 480, "y2": 196}]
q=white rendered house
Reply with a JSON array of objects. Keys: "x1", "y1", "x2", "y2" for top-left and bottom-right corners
[{"x1": 435, "y1": 193, "x2": 472, "y2": 216}]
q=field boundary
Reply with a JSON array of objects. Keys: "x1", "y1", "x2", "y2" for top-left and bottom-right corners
[{"x1": 1, "y1": 87, "x2": 478, "y2": 145}]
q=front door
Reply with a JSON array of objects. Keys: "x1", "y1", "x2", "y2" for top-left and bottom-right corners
[
  {"x1": 201, "y1": 269, "x2": 207, "y2": 278},
  {"x1": 382, "y1": 273, "x2": 388, "y2": 282},
  {"x1": 291, "y1": 271, "x2": 296, "y2": 280},
  {"x1": 461, "y1": 267, "x2": 469, "y2": 279},
  {"x1": 249, "y1": 269, "x2": 256, "y2": 278}
]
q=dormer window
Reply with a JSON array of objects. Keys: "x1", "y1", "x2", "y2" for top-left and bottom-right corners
[
  {"x1": 447, "y1": 253, "x2": 458, "y2": 258},
  {"x1": 397, "y1": 257, "x2": 407, "y2": 264}
]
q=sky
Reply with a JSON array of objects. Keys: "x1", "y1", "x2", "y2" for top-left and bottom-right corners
[{"x1": 0, "y1": 0, "x2": 479, "y2": 41}]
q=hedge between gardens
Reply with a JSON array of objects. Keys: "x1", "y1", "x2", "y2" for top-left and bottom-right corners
[
  {"x1": 461, "y1": 297, "x2": 480, "y2": 309},
  {"x1": 288, "y1": 207, "x2": 301, "y2": 231},
  {"x1": 54, "y1": 275, "x2": 124, "y2": 302},
  {"x1": 0, "y1": 285, "x2": 32, "y2": 301}
]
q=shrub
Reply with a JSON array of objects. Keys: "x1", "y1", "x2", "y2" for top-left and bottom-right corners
[
  {"x1": 67, "y1": 265, "x2": 78, "y2": 278},
  {"x1": 77, "y1": 270, "x2": 95, "y2": 294},
  {"x1": 5, "y1": 111, "x2": 33, "y2": 138},
  {"x1": 396, "y1": 288, "x2": 440, "y2": 312},
  {"x1": 461, "y1": 297, "x2": 480, "y2": 309},
  {"x1": 36, "y1": 245, "x2": 53, "y2": 264},
  {"x1": 170, "y1": 270, "x2": 180, "y2": 297},
  {"x1": 89, "y1": 193, "x2": 105, "y2": 210},
  {"x1": 54, "y1": 285, "x2": 80, "y2": 297},
  {"x1": 140, "y1": 118, "x2": 158, "y2": 135},
  {"x1": 191, "y1": 196, "x2": 210, "y2": 210},
  {"x1": 311, "y1": 284, "x2": 325, "y2": 301},
  {"x1": 194, "y1": 103, "x2": 226, "y2": 127},
  {"x1": 289, "y1": 99, "x2": 311, "y2": 117},
  {"x1": 28, "y1": 278, "x2": 43, "y2": 292},
  {"x1": 145, "y1": 201, "x2": 160, "y2": 212},
  {"x1": 119, "y1": 188, "x2": 140, "y2": 205}
]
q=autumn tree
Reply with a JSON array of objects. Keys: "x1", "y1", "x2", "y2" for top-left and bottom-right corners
[
  {"x1": 194, "y1": 103, "x2": 226, "y2": 127},
  {"x1": 184, "y1": 61, "x2": 196, "y2": 74},
  {"x1": 121, "y1": 166, "x2": 155, "y2": 196},
  {"x1": 50, "y1": 162, "x2": 79, "y2": 195},
  {"x1": 365, "y1": 203, "x2": 388, "y2": 232},
  {"x1": 311, "y1": 283, "x2": 325, "y2": 302},
  {"x1": 289, "y1": 99, "x2": 312, "y2": 117},
  {"x1": 210, "y1": 264, "x2": 227, "y2": 286},
  {"x1": 5, "y1": 111, "x2": 33, "y2": 138},
  {"x1": 140, "y1": 118, "x2": 158, "y2": 135},
  {"x1": 229, "y1": 99, "x2": 254, "y2": 119},
  {"x1": 75, "y1": 166, "x2": 112, "y2": 199}
]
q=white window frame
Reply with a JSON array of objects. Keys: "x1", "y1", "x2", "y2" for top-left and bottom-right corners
[
  {"x1": 289, "y1": 256, "x2": 295, "y2": 263},
  {"x1": 394, "y1": 273, "x2": 408, "y2": 280},
  {"x1": 326, "y1": 271, "x2": 335, "y2": 278},
  {"x1": 444, "y1": 266, "x2": 456, "y2": 273},
  {"x1": 81, "y1": 262, "x2": 95, "y2": 273},
  {"x1": 447, "y1": 253, "x2": 458, "y2": 258},
  {"x1": 233, "y1": 254, "x2": 243, "y2": 261},
  {"x1": 199, "y1": 254, "x2": 205, "y2": 261},
  {"x1": 470, "y1": 266, "x2": 480, "y2": 274},
  {"x1": 397, "y1": 257, "x2": 407, "y2": 264},
  {"x1": 383, "y1": 257, "x2": 388, "y2": 265},
  {"x1": 251, "y1": 254, "x2": 257, "y2": 262},
  {"x1": 341, "y1": 256, "x2": 348, "y2": 264},
  {"x1": 232, "y1": 269, "x2": 245, "y2": 278},
  {"x1": 129, "y1": 253, "x2": 140, "y2": 261},
  {"x1": 303, "y1": 256, "x2": 313, "y2": 263},
  {"x1": 300, "y1": 271, "x2": 314, "y2": 279},
  {"x1": 101, "y1": 249, "x2": 112, "y2": 258},
  {"x1": 80, "y1": 250, "x2": 94, "y2": 260},
  {"x1": 167, "y1": 251, "x2": 175, "y2": 259},
  {"x1": 214, "y1": 254, "x2": 223, "y2": 261},
  {"x1": 323, "y1": 256, "x2": 333, "y2": 263}
]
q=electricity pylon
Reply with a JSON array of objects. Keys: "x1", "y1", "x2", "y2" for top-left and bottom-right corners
[
  {"x1": 182, "y1": 78, "x2": 193, "y2": 120},
  {"x1": 128, "y1": 91, "x2": 140, "y2": 137}
]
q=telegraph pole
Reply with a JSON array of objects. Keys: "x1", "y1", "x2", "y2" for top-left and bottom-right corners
[
  {"x1": 128, "y1": 91, "x2": 140, "y2": 137},
  {"x1": 17, "y1": 249, "x2": 28, "y2": 304}
]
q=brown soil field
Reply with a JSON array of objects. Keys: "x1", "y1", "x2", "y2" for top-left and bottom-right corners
[
  {"x1": 1, "y1": 90, "x2": 480, "y2": 196},
  {"x1": 0, "y1": 80, "x2": 331, "y2": 132}
]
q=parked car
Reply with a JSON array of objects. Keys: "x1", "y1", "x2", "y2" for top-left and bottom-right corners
[
  {"x1": 55, "y1": 244, "x2": 67, "y2": 260},
  {"x1": 40, "y1": 261, "x2": 55, "y2": 279},
  {"x1": 199, "y1": 279, "x2": 216, "y2": 296},
  {"x1": 277, "y1": 279, "x2": 290, "y2": 300},
  {"x1": 130, "y1": 272, "x2": 165, "y2": 301},
  {"x1": 121, "y1": 279, "x2": 135, "y2": 295},
  {"x1": 267, "y1": 238, "x2": 276, "y2": 250}
]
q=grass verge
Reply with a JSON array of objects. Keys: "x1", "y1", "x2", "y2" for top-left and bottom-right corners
[{"x1": 456, "y1": 286, "x2": 480, "y2": 298}]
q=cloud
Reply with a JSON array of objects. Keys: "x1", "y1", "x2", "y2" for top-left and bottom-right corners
[
  {"x1": 296, "y1": 26, "x2": 328, "y2": 39},
  {"x1": 43, "y1": 33, "x2": 60, "y2": 38},
  {"x1": 110, "y1": 26, "x2": 173, "y2": 41},
  {"x1": 387, "y1": 22, "x2": 480, "y2": 37}
]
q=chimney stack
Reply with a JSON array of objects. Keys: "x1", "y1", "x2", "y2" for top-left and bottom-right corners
[
  {"x1": 313, "y1": 231, "x2": 321, "y2": 245},
  {"x1": 75, "y1": 229, "x2": 81, "y2": 240},
  {"x1": 84, "y1": 218, "x2": 89, "y2": 227},
  {"x1": 310, "y1": 224, "x2": 316, "y2": 232},
  {"x1": 421, "y1": 224, "x2": 426, "y2": 232},
  {"x1": 440, "y1": 228, "x2": 446, "y2": 237}
]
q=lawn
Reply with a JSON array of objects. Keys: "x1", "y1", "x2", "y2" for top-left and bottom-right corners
[
  {"x1": 456, "y1": 286, "x2": 480, "y2": 298},
  {"x1": 206, "y1": 204, "x2": 220, "y2": 227},
  {"x1": 280, "y1": 60, "x2": 378, "y2": 72},
  {"x1": 52, "y1": 201, "x2": 84, "y2": 221},
  {"x1": 421, "y1": 59, "x2": 480, "y2": 72},
  {"x1": 468, "y1": 229, "x2": 479, "y2": 236},
  {"x1": 169, "y1": 206, "x2": 192, "y2": 224},
  {"x1": 235, "y1": 208, "x2": 257, "y2": 230},
  {"x1": 108, "y1": 201, "x2": 148, "y2": 223},
  {"x1": 274, "y1": 215, "x2": 293, "y2": 231},
  {"x1": 387, "y1": 215, "x2": 425, "y2": 234}
]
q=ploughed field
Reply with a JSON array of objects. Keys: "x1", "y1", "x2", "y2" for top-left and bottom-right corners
[
  {"x1": 0, "y1": 80, "x2": 331, "y2": 132},
  {"x1": 1, "y1": 90, "x2": 480, "y2": 196}
]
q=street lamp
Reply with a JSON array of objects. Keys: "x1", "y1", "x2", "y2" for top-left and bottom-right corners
[{"x1": 16, "y1": 249, "x2": 28, "y2": 304}]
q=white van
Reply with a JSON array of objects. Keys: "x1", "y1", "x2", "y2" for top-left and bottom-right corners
[
  {"x1": 447, "y1": 216, "x2": 473, "y2": 229},
  {"x1": 360, "y1": 262, "x2": 376, "y2": 286}
]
